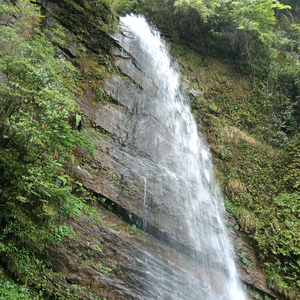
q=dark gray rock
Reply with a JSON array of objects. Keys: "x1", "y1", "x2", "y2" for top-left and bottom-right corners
[
  {"x1": 0, "y1": 70, "x2": 7, "y2": 85},
  {"x1": 71, "y1": 25, "x2": 279, "y2": 300},
  {"x1": 182, "y1": 76, "x2": 190, "y2": 89},
  {"x1": 188, "y1": 88, "x2": 202, "y2": 97},
  {"x1": 49, "y1": 209, "x2": 227, "y2": 300}
]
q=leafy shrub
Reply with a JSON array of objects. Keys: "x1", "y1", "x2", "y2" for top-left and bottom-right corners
[
  {"x1": 271, "y1": 131, "x2": 289, "y2": 148},
  {"x1": 0, "y1": 2, "x2": 98, "y2": 298}
]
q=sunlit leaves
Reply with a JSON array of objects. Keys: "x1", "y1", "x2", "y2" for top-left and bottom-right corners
[
  {"x1": 112, "y1": 0, "x2": 138, "y2": 14},
  {"x1": 229, "y1": 0, "x2": 290, "y2": 45},
  {"x1": 173, "y1": 0, "x2": 291, "y2": 50},
  {"x1": 174, "y1": 0, "x2": 221, "y2": 22}
]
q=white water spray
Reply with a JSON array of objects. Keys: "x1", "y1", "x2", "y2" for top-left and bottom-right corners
[{"x1": 119, "y1": 14, "x2": 246, "y2": 300}]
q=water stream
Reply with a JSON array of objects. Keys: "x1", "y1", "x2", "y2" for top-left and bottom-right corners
[{"x1": 116, "y1": 14, "x2": 246, "y2": 300}]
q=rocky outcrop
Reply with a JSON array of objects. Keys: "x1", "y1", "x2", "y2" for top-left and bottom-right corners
[
  {"x1": 70, "y1": 26, "x2": 278, "y2": 300},
  {"x1": 37, "y1": 1, "x2": 280, "y2": 299},
  {"x1": 49, "y1": 208, "x2": 227, "y2": 300},
  {"x1": 224, "y1": 212, "x2": 277, "y2": 298}
]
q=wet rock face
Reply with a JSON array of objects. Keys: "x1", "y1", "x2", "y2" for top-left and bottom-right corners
[
  {"x1": 224, "y1": 213, "x2": 277, "y2": 298},
  {"x1": 69, "y1": 20, "x2": 279, "y2": 300},
  {"x1": 49, "y1": 211, "x2": 216, "y2": 300},
  {"x1": 76, "y1": 73, "x2": 219, "y2": 258},
  {"x1": 76, "y1": 24, "x2": 208, "y2": 253}
]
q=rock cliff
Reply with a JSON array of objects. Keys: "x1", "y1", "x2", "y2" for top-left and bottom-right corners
[{"x1": 36, "y1": 1, "x2": 280, "y2": 299}]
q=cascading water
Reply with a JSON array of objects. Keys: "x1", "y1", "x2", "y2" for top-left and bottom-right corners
[{"x1": 112, "y1": 14, "x2": 246, "y2": 300}]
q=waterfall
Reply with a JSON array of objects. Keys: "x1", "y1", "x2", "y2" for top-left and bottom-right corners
[{"x1": 114, "y1": 14, "x2": 246, "y2": 300}]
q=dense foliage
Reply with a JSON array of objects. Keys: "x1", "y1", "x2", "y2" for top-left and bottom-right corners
[{"x1": 0, "y1": 1, "x2": 109, "y2": 298}]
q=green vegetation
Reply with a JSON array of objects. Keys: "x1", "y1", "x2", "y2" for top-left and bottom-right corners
[
  {"x1": 243, "y1": 284, "x2": 271, "y2": 300},
  {"x1": 238, "y1": 253, "x2": 253, "y2": 268},
  {"x1": 129, "y1": 224, "x2": 138, "y2": 235},
  {"x1": 0, "y1": 0, "x2": 117, "y2": 299},
  {"x1": 0, "y1": 266, "x2": 31, "y2": 300}
]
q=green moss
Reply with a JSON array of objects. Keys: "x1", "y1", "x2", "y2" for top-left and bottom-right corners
[{"x1": 48, "y1": 0, "x2": 118, "y2": 54}]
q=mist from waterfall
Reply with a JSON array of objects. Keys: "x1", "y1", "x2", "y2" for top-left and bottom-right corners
[{"x1": 119, "y1": 14, "x2": 246, "y2": 300}]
